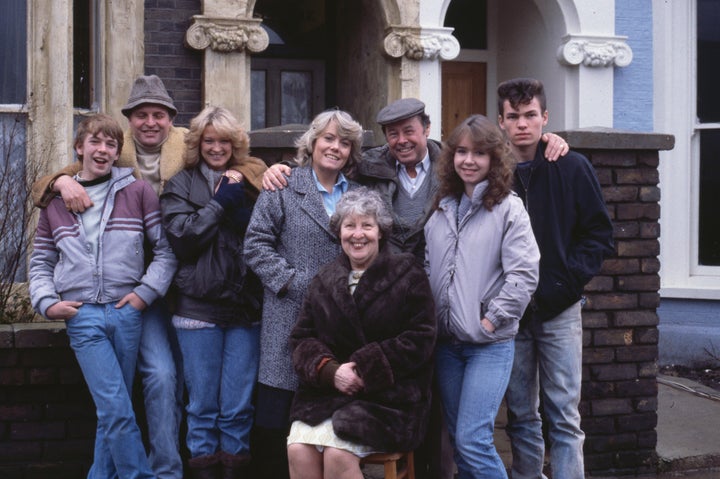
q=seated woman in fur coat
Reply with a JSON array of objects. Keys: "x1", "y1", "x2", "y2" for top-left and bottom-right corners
[{"x1": 287, "y1": 187, "x2": 437, "y2": 479}]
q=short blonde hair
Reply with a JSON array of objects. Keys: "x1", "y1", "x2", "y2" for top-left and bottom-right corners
[
  {"x1": 184, "y1": 106, "x2": 249, "y2": 169},
  {"x1": 294, "y1": 109, "x2": 363, "y2": 179}
]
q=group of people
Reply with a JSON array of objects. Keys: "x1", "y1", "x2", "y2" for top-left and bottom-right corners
[{"x1": 28, "y1": 73, "x2": 613, "y2": 479}]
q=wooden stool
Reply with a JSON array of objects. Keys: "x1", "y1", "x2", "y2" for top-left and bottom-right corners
[{"x1": 361, "y1": 451, "x2": 415, "y2": 479}]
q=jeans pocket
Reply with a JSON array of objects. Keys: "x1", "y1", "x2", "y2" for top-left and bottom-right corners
[{"x1": 118, "y1": 301, "x2": 143, "y2": 320}]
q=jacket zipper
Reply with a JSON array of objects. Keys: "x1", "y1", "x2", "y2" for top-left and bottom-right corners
[{"x1": 517, "y1": 167, "x2": 533, "y2": 211}]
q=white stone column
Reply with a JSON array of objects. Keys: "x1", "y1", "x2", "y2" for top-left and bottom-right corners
[
  {"x1": 104, "y1": 0, "x2": 145, "y2": 125},
  {"x1": 382, "y1": 25, "x2": 459, "y2": 139},
  {"x1": 552, "y1": 0, "x2": 630, "y2": 128},
  {"x1": 186, "y1": 6, "x2": 268, "y2": 128},
  {"x1": 557, "y1": 33, "x2": 633, "y2": 127},
  {"x1": 28, "y1": 0, "x2": 74, "y2": 174}
]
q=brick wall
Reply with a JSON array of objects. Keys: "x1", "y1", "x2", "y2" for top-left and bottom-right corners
[
  {"x1": 0, "y1": 323, "x2": 94, "y2": 479},
  {"x1": 144, "y1": 0, "x2": 203, "y2": 128},
  {"x1": 564, "y1": 128, "x2": 674, "y2": 475}
]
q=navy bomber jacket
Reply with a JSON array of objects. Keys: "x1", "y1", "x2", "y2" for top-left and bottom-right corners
[{"x1": 514, "y1": 143, "x2": 614, "y2": 323}]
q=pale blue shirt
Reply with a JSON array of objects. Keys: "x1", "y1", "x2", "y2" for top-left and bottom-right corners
[
  {"x1": 396, "y1": 149, "x2": 431, "y2": 198},
  {"x1": 312, "y1": 169, "x2": 349, "y2": 216}
]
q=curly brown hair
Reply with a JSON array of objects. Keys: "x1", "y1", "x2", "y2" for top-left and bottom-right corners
[{"x1": 435, "y1": 114, "x2": 514, "y2": 211}]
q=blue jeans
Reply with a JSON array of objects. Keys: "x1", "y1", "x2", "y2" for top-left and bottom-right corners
[
  {"x1": 505, "y1": 301, "x2": 584, "y2": 479},
  {"x1": 138, "y1": 300, "x2": 183, "y2": 479},
  {"x1": 435, "y1": 340, "x2": 515, "y2": 479},
  {"x1": 65, "y1": 303, "x2": 154, "y2": 479},
  {"x1": 176, "y1": 322, "x2": 260, "y2": 457}
]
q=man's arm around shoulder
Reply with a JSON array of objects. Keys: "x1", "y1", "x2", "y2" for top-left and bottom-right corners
[{"x1": 31, "y1": 162, "x2": 83, "y2": 208}]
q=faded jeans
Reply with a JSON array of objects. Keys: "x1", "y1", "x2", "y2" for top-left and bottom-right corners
[
  {"x1": 137, "y1": 300, "x2": 183, "y2": 479},
  {"x1": 435, "y1": 340, "x2": 515, "y2": 479},
  {"x1": 176, "y1": 322, "x2": 260, "y2": 457},
  {"x1": 65, "y1": 302, "x2": 154, "y2": 479},
  {"x1": 505, "y1": 301, "x2": 585, "y2": 479}
]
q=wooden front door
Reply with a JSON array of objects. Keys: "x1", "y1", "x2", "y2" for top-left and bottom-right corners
[{"x1": 441, "y1": 62, "x2": 487, "y2": 139}]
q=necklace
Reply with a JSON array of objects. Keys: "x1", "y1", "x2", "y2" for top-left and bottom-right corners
[{"x1": 351, "y1": 270, "x2": 364, "y2": 280}]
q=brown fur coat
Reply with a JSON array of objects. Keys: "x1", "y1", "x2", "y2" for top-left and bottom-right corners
[{"x1": 289, "y1": 248, "x2": 437, "y2": 452}]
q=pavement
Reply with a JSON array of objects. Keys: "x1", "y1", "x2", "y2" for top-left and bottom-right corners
[{"x1": 363, "y1": 374, "x2": 720, "y2": 478}]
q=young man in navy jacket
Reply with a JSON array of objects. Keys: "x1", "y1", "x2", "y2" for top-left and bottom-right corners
[{"x1": 499, "y1": 77, "x2": 614, "y2": 479}]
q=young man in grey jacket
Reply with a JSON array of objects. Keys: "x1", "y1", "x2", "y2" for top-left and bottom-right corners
[{"x1": 30, "y1": 114, "x2": 177, "y2": 479}]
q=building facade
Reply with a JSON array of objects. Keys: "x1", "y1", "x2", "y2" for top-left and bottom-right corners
[
  {"x1": 3, "y1": 0, "x2": 714, "y2": 366},
  {"x1": 0, "y1": 0, "x2": 718, "y2": 473}
]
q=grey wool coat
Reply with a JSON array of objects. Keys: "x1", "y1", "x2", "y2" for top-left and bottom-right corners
[
  {"x1": 289, "y1": 248, "x2": 437, "y2": 452},
  {"x1": 244, "y1": 166, "x2": 358, "y2": 391}
]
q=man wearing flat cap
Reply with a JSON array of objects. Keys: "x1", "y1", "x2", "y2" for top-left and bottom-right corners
[
  {"x1": 263, "y1": 98, "x2": 568, "y2": 262},
  {"x1": 32, "y1": 74, "x2": 186, "y2": 479},
  {"x1": 261, "y1": 98, "x2": 440, "y2": 259},
  {"x1": 356, "y1": 98, "x2": 441, "y2": 259}
]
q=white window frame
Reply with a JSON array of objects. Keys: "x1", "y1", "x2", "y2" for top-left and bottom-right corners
[{"x1": 654, "y1": 0, "x2": 720, "y2": 299}]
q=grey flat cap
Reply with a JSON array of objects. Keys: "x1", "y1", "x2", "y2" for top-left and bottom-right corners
[
  {"x1": 376, "y1": 98, "x2": 426, "y2": 126},
  {"x1": 121, "y1": 75, "x2": 178, "y2": 118}
]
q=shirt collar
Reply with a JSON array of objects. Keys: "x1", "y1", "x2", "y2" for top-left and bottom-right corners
[
  {"x1": 396, "y1": 148, "x2": 430, "y2": 175},
  {"x1": 311, "y1": 169, "x2": 348, "y2": 193}
]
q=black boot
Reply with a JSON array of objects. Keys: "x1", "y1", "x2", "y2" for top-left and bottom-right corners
[
  {"x1": 188, "y1": 452, "x2": 221, "y2": 479},
  {"x1": 250, "y1": 426, "x2": 289, "y2": 479},
  {"x1": 220, "y1": 451, "x2": 252, "y2": 479}
]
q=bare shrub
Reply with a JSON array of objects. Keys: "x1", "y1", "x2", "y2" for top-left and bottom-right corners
[{"x1": 0, "y1": 113, "x2": 43, "y2": 323}]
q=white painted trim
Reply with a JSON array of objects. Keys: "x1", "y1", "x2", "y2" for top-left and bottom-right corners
[
  {"x1": 660, "y1": 288, "x2": 720, "y2": 301},
  {"x1": 0, "y1": 105, "x2": 27, "y2": 112},
  {"x1": 653, "y1": 0, "x2": 720, "y2": 294}
]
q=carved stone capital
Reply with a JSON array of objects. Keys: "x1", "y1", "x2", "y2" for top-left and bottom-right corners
[
  {"x1": 383, "y1": 25, "x2": 460, "y2": 61},
  {"x1": 186, "y1": 15, "x2": 269, "y2": 53},
  {"x1": 557, "y1": 34, "x2": 633, "y2": 68}
]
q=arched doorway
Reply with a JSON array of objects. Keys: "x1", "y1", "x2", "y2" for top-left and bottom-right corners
[{"x1": 441, "y1": 0, "x2": 488, "y2": 139}]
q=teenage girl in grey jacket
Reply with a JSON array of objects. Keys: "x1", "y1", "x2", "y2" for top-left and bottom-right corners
[{"x1": 424, "y1": 115, "x2": 539, "y2": 478}]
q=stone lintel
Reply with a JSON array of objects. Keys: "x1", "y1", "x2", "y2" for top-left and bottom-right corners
[
  {"x1": 12, "y1": 322, "x2": 69, "y2": 349},
  {"x1": 557, "y1": 127, "x2": 675, "y2": 151}
]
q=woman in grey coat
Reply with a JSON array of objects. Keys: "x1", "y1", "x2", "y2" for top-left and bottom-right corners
[{"x1": 243, "y1": 109, "x2": 364, "y2": 479}]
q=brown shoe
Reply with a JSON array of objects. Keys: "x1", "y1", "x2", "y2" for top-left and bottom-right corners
[
  {"x1": 220, "y1": 451, "x2": 251, "y2": 479},
  {"x1": 188, "y1": 452, "x2": 221, "y2": 479}
]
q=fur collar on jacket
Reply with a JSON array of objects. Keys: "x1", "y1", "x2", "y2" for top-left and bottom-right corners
[{"x1": 119, "y1": 126, "x2": 188, "y2": 190}]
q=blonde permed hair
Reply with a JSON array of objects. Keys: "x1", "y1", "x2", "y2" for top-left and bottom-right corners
[{"x1": 184, "y1": 106, "x2": 250, "y2": 169}]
